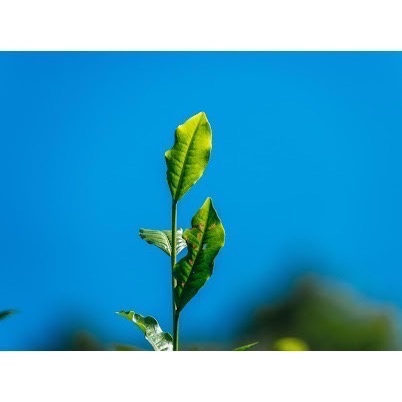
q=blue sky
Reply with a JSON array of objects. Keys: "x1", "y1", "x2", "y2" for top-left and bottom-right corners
[{"x1": 1, "y1": 52, "x2": 402, "y2": 349}]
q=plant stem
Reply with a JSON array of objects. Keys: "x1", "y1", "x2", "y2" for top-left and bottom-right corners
[
  {"x1": 171, "y1": 200, "x2": 179, "y2": 351},
  {"x1": 173, "y1": 310, "x2": 179, "y2": 351}
]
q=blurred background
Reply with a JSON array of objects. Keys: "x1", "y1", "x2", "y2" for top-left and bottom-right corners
[{"x1": 1, "y1": 52, "x2": 402, "y2": 350}]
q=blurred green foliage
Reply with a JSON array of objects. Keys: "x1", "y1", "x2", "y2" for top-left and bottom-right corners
[
  {"x1": 241, "y1": 276, "x2": 400, "y2": 351},
  {"x1": 273, "y1": 337, "x2": 308, "y2": 351},
  {"x1": 19, "y1": 276, "x2": 402, "y2": 351},
  {"x1": 64, "y1": 331, "x2": 104, "y2": 351}
]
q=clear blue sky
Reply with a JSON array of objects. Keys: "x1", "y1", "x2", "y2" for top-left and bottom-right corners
[{"x1": 1, "y1": 52, "x2": 402, "y2": 349}]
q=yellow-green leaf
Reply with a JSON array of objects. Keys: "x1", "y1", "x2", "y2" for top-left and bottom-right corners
[
  {"x1": 165, "y1": 112, "x2": 212, "y2": 202},
  {"x1": 116, "y1": 310, "x2": 173, "y2": 351},
  {"x1": 174, "y1": 197, "x2": 225, "y2": 311}
]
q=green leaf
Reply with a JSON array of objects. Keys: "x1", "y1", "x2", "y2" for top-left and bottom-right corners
[
  {"x1": 139, "y1": 228, "x2": 187, "y2": 256},
  {"x1": 116, "y1": 310, "x2": 173, "y2": 351},
  {"x1": 0, "y1": 310, "x2": 15, "y2": 321},
  {"x1": 174, "y1": 197, "x2": 225, "y2": 311},
  {"x1": 165, "y1": 112, "x2": 212, "y2": 202},
  {"x1": 233, "y1": 342, "x2": 259, "y2": 351}
]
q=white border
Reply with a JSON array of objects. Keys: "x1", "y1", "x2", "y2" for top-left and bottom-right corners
[
  {"x1": 0, "y1": 0, "x2": 401, "y2": 50},
  {"x1": 1, "y1": 352, "x2": 401, "y2": 401},
  {"x1": 1, "y1": 2, "x2": 401, "y2": 400}
]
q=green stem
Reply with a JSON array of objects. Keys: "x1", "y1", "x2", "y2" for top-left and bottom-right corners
[
  {"x1": 171, "y1": 200, "x2": 179, "y2": 351},
  {"x1": 173, "y1": 311, "x2": 180, "y2": 351}
]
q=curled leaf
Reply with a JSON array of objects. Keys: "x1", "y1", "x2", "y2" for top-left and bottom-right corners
[
  {"x1": 174, "y1": 197, "x2": 225, "y2": 311},
  {"x1": 139, "y1": 228, "x2": 187, "y2": 256},
  {"x1": 116, "y1": 310, "x2": 173, "y2": 351},
  {"x1": 165, "y1": 112, "x2": 212, "y2": 202}
]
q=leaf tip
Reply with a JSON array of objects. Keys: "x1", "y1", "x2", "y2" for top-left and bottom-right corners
[
  {"x1": 196, "y1": 112, "x2": 211, "y2": 131},
  {"x1": 203, "y1": 197, "x2": 213, "y2": 208}
]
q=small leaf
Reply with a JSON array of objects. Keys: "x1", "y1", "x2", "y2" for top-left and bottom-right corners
[
  {"x1": 0, "y1": 310, "x2": 15, "y2": 321},
  {"x1": 234, "y1": 342, "x2": 259, "y2": 351},
  {"x1": 116, "y1": 310, "x2": 173, "y2": 351},
  {"x1": 139, "y1": 228, "x2": 187, "y2": 256},
  {"x1": 174, "y1": 197, "x2": 225, "y2": 311},
  {"x1": 165, "y1": 112, "x2": 212, "y2": 202}
]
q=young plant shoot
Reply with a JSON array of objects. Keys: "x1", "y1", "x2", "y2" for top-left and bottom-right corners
[{"x1": 117, "y1": 112, "x2": 225, "y2": 351}]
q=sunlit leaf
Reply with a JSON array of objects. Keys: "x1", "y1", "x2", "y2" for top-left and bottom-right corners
[
  {"x1": 234, "y1": 342, "x2": 259, "y2": 351},
  {"x1": 174, "y1": 197, "x2": 225, "y2": 311},
  {"x1": 165, "y1": 112, "x2": 212, "y2": 202},
  {"x1": 139, "y1": 228, "x2": 187, "y2": 256},
  {"x1": 116, "y1": 310, "x2": 173, "y2": 351},
  {"x1": 0, "y1": 310, "x2": 15, "y2": 321}
]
